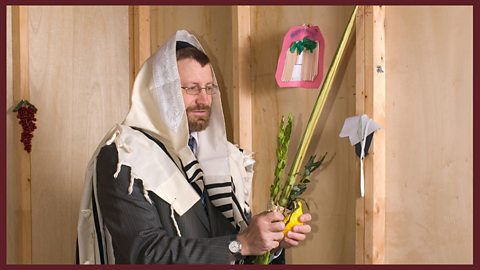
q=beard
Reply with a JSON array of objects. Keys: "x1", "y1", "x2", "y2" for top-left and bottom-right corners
[{"x1": 186, "y1": 104, "x2": 211, "y2": 132}]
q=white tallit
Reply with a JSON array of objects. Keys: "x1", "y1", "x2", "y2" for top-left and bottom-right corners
[{"x1": 77, "y1": 30, "x2": 254, "y2": 264}]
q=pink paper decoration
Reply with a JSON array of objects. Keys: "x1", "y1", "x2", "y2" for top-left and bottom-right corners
[{"x1": 275, "y1": 25, "x2": 325, "y2": 88}]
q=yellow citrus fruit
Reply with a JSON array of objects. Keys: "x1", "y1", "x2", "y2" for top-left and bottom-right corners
[{"x1": 282, "y1": 200, "x2": 304, "y2": 236}]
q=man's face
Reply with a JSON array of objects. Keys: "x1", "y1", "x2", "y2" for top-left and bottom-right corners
[{"x1": 177, "y1": 58, "x2": 213, "y2": 132}]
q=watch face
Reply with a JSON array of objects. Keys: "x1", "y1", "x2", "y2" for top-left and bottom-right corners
[{"x1": 229, "y1": 240, "x2": 241, "y2": 253}]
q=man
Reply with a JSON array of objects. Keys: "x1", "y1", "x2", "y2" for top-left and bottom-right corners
[{"x1": 77, "y1": 30, "x2": 311, "y2": 264}]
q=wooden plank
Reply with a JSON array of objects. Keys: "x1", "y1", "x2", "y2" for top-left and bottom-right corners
[
  {"x1": 231, "y1": 6, "x2": 252, "y2": 151},
  {"x1": 128, "y1": 6, "x2": 135, "y2": 94},
  {"x1": 11, "y1": 5, "x2": 32, "y2": 264},
  {"x1": 354, "y1": 6, "x2": 365, "y2": 264},
  {"x1": 129, "y1": 5, "x2": 151, "y2": 96},
  {"x1": 134, "y1": 5, "x2": 151, "y2": 73},
  {"x1": 355, "y1": 197, "x2": 365, "y2": 264},
  {"x1": 363, "y1": 5, "x2": 386, "y2": 264},
  {"x1": 7, "y1": 6, "x2": 15, "y2": 264},
  {"x1": 384, "y1": 6, "x2": 472, "y2": 263},
  {"x1": 355, "y1": 6, "x2": 366, "y2": 117},
  {"x1": 28, "y1": 6, "x2": 130, "y2": 263}
]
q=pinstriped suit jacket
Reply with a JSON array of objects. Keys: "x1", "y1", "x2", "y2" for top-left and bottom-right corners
[{"x1": 96, "y1": 142, "x2": 238, "y2": 264}]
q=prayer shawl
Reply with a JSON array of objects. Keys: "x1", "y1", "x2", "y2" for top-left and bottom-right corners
[{"x1": 77, "y1": 30, "x2": 254, "y2": 264}]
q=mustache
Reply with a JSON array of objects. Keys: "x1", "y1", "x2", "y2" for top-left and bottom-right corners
[{"x1": 186, "y1": 104, "x2": 211, "y2": 112}]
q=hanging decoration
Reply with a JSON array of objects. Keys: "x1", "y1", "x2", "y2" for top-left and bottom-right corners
[
  {"x1": 275, "y1": 24, "x2": 325, "y2": 88},
  {"x1": 13, "y1": 99, "x2": 38, "y2": 153},
  {"x1": 339, "y1": 114, "x2": 381, "y2": 197}
]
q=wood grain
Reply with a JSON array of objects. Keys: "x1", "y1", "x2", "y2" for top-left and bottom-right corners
[
  {"x1": 384, "y1": 6, "x2": 472, "y2": 263},
  {"x1": 27, "y1": 6, "x2": 130, "y2": 263},
  {"x1": 362, "y1": 5, "x2": 386, "y2": 264},
  {"x1": 232, "y1": 6, "x2": 252, "y2": 150},
  {"x1": 11, "y1": 6, "x2": 32, "y2": 264},
  {"x1": 6, "y1": 6, "x2": 15, "y2": 264}
]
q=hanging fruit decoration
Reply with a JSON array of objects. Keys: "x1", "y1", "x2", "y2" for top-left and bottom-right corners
[{"x1": 13, "y1": 99, "x2": 37, "y2": 153}]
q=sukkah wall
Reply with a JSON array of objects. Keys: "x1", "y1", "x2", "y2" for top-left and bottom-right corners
[{"x1": 6, "y1": 5, "x2": 472, "y2": 264}]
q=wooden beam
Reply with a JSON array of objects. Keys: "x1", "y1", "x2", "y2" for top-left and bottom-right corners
[
  {"x1": 355, "y1": 6, "x2": 366, "y2": 117},
  {"x1": 231, "y1": 6, "x2": 252, "y2": 150},
  {"x1": 128, "y1": 6, "x2": 134, "y2": 95},
  {"x1": 363, "y1": 5, "x2": 386, "y2": 264},
  {"x1": 355, "y1": 5, "x2": 386, "y2": 264},
  {"x1": 11, "y1": 5, "x2": 32, "y2": 264},
  {"x1": 129, "y1": 6, "x2": 151, "y2": 97},
  {"x1": 354, "y1": 6, "x2": 366, "y2": 264}
]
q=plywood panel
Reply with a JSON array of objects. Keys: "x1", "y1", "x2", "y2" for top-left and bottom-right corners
[
  {"x1": 28, "y1": 6, "x2": 130, "y2": 263},
  {"x1": 10, "y1": 6, "x2": 33, "y2": 264},
  {"x1": 250, "y1": 6, "x2": 357, "y2": 264},
  {"x1": 150, "y1": 6, "x2": 234, "y2": 141},
  {"x1": 232, "y1": 6, "x2": 252, "y2": 150},
  {"x1": 385, "y1": 6, "x2": 472, "y2": 263},
  {"x1": 6, "y1": 5, "x2": 17, "y2": 264},
  {"x1": 362, "y1": 6, "x2": 386, "y2": 264}
]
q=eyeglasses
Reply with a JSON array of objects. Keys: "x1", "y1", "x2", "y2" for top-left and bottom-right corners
[{"x1": 181, "y1": 84, "x2": 219, "y2": 95}]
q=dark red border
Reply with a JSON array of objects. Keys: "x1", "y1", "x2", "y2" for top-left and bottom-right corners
[
  {"x1": 473, "y1": 0, "x2": 479, "y2": 267},
  {"x1": 1, "y1": 1, "x2": 6, "y2": 267},
  {"x1": 1, "y1": 1, "x2": 478, "y2": 270},
  {"x1": 2, "y1": 1, "x2": 479, "y2": 5}
]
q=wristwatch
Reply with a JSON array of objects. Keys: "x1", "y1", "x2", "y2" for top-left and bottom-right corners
[{"x1": 228, "y1": 240, "x2": 243, "y2": 260}]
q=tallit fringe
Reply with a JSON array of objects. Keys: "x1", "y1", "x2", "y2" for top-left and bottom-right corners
[
  {"x1": 113, "y1": 162, "x2": 122, "y2": 179},
  {"x1": 127, "y1": 173, "x2": 153, "y2": 205},
  {"x1": 143, "y1": 188, "x2": 153, "y2": 204},
  {"x1": 128, "y1": 174, "x2": 135, "y2": 195},
  {"x1": 108, "y1": 127, "x2": 154, "y2": 205},
  {"x1": 170, "y1": 200, "x2": 182, "y2": 237}
]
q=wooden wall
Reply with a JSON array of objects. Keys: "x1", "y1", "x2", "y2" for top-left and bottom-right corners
[
  {"x1": 6, "y1": 5, "x2": 472, "y2": 265},
  {"x1": 6, "y1": 6, "x2": 17, "y2": 264},
  {"x1": 384, "y1": 6, "x2": 472, "y2": 263},
  {"x1": 28, "y1": 6, "x2": 130, "y2": 263},
  {"x1": 249, "y1": 6, "x2": 357, "y2": 263},
  {"x1": 7, "y1": 6, "x2": 130, "y2": 263}
]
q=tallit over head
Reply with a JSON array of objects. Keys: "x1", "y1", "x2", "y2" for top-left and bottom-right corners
[{"x1": 124, "y1": 29, "x2": 231, "y2": 178}]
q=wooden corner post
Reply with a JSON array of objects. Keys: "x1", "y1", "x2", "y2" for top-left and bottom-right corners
[
  {"x1": 355, "y1": 5, "x2": 386, "y2": 264},
  {"x1": 128, "y1": 6, "x2": 151, "y2": 98},
  {"x1": 11, "y1": 5, "x2": 32, "y2": 264},
  {"x1": 232, "y1": 6, "x2": 252, "y2": 150}
]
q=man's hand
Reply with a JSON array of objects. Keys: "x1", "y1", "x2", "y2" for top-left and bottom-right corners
[
  {"x1": 236, "y1": 211, "x2": 285, "y2": 256},
  {"x1": 279, "y1": 213, "x2": 312, "y2": 249}
]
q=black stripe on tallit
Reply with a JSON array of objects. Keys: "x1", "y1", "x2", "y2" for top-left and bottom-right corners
[
  {"x1": 231, "y1": 188, "x2": 250, "y2": 226},
  {"x1": 188, "y1": 168, "x2": 202, "y2": 183},
  {"x1": 178, "y1": 158, "x2": 207, "y2": 208},
  {"x1": 131, "y1": 127, "x2": 177, "y2": 166},
  {"x1": 75, "y1": 238, "x2": 79, "y2": 264},
  {"x1": 216, "y1": 204, "x2": 233, "y2": 212},
  {"x1": 209, "y1": 192, "x2": 233, "y2": 201},
  {"x1": 205, "y1": 182, "x2": 232, "y2": 189},
  {"x1": 132, "y1": 127, "x2": 203, "y2": 188},
  {"x1": 191, "y1": 181, "x2": 203, "y2": 195},
  {"x1": 183, "y1": 160, "x2": 199, "y2": 172},
  {"x1": 91, "y1": 187, "x2": 105, "y2": 264},
  {"x1": 132, "y1": 128, "x2": 205, "y2": 199}
]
